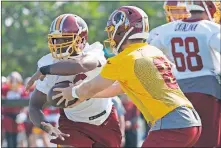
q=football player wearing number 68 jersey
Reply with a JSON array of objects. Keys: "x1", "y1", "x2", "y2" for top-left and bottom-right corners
[
  {"x1": 150, "y1": 1, "x2": 221, "y2": 147},
  {"x1": 27, "y1": 14, "x2": 122, "y2": 147}
]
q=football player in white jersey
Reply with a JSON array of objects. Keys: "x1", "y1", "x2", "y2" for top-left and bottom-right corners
[
  {"x1": 26, "y1": 14, "x2": 122, "y2": 147},
  {"x1": 150, "y1": 1, "x2": 221, "y2": 147},
  {"x1": 147, "y1": 0, "x2": 190, "y2": 44}
]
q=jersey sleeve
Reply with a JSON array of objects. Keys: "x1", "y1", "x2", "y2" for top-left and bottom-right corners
[
  {"x1": 37, "y1": 54, "x2": 54, "y2": 68},
  {"x1": 96, "y1": 52, "x2": 107, "y2": 66},
  {"x1": 148, "y1": 26, "x2": 164, "y2": 50},
  {"x1": 209, "y1": 32, "x2": 220, "y2": 53},
  {"x1": 84, "y1": 42, "x2": 104, "y2": 56},
  {"x1": 35, "y1": 74, "x2": 58, "y2": 94},
  {"x1": 147, "y1": 27, "x2": 159, "y2": 44},
  {"x1": 85, "y1": 42, "x2": 107, "y2": 66},
  {"x1": 150, "y1": 35, "x2": 168, "y2": 55},
  {"x1": 100, "y1": 57, "x2": 121, "y2": 80},
  {"x1": 35, "y1": 78, "x2": 52, "y2": 95},
  {"x1": 36, "y1": 54, "x2": 55, "y2": 94}
]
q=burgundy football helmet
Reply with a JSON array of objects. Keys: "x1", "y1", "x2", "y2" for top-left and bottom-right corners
[
  {"x1": 48, "y1": 14, "x2": 88, "y2": 59},
  {"x1": 185, "y1": 0, "x2": 220, "y2": 24},
  {"x1": 104, "y1": 6, "x2": 149, "y2": 54},
  {"x1": 164, "y1": 0, "x2": 190, "y2": 22}
]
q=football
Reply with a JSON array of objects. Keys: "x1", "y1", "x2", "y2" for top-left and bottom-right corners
[{"x1": 47, "y1": 81, "x2": 78, "y2": 108}]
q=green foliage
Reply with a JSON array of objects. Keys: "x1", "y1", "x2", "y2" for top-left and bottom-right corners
[{"x1": 2, "y1": 1, "x2": 166, "y2": 78}]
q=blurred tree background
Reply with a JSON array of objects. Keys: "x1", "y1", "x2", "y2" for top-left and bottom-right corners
[{"x1": 2, "y1": 1, "x2": 166, "y2": 77}]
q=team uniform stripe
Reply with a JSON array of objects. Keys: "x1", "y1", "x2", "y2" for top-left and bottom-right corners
[
  {"x1": 53, "y1": 16, "x2": 60, "y2": 31},
  {"x1": 59, "y1": 14, "x2": 69, "y2": 31},
  {"x1": 50, "y1": 20, "x2": 55, "y2": 33},
  {"x1": 55, "y1": 14, "x2": 66, "y2": 30}
]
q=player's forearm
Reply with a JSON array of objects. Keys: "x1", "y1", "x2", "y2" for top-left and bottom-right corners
[
  {"x1": 74, "y1": 75, "x2": 117, "y2": 100},
  {"x1": 93, "y1": 83, "x2": 124, "y2": 98},
  {"x1": 40, "y1": 55, "x2": 99, "y2": 76},
  {"x1": 40, "y1": 60, "x2": 87, "y2": 76},
  {"x1": 76, "y1": 81, "x2": 98, "y2": 100},
  {"x1": 29, "y1": 106, "x2": 45, "y2": 128},
  {"x1": 29, "y1": 89, "x2": 48, "y2": 131}
]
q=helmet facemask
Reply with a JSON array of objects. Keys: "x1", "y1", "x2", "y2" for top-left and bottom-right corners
[
  {"x1": 164, "y1": 2, "x2": 191, "y2": 22},
  {"x1": 103, "y1": 25, "x2": 117, "y2": 55},
  {"x1": 48, "y1": 32, "x2": 84, "y2": 59}
]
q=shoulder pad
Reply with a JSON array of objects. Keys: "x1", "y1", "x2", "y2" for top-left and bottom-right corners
[
  {"x1": 85, "y1": 42, "x2": 104, "y2": 56},
  {"x1": 37, "y1": 54, "x2": 54, "y2": 68},
  {"x1": 201, "y1": 20, "x2": 220, "y2": 33}
]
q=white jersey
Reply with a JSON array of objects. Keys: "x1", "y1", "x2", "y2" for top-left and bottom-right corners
[
  {"x1": 36, "y1": 42, "x2": 113, "y2": 125},
  {"x1": 147, "y1": 26, "x2": 161, "y2": 44},
  {"x1": 150, "y1": 20, "x2": 220, "y2": 80}
]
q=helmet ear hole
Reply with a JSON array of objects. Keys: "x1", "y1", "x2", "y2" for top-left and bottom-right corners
[{"x1": 128, "y1": 10, "x2": 132, "y2": 15}]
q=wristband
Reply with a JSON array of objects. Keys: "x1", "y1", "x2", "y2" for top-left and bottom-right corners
[
  {"x1": 72, "y1": 86, "x2": 79, "y2": 98},
  {"x1": 39, "y1": 65, "x2": 51, "y2": 75}
]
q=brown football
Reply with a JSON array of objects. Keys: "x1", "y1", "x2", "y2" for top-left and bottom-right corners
[{"x1": 47, "y1": 81, "x2": 78, "y2": 108}]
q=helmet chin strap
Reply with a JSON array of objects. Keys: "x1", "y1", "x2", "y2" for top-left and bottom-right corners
[{"x1": 113, "y1": 27, "x2": 134, "y2": 54}]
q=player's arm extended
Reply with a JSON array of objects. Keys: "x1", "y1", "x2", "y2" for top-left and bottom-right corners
[
  {"x1": 40, "y1": 54, "x2": 100, "y2": 76},
  {"x1": 26, "y1": 55, "x2": 101, "y2": 91},
  {"x1": 73, "y1": 75, "x2": 118, "y2": 100},
  {"x1": 29, "y1": 89, "x2": 47, "y2": 129},
  {"x1": 93, "y1": 81, "x2": 124, "y2": 98}
]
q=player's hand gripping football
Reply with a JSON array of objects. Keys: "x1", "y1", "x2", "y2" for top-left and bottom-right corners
[
  {"x1": 52, "y1": 83, "x2": 82, "y2": 107},
  {"x1": 41, "y1": 122, "x2": 70, "y2": 141},
  {"x1": 25, "y1": 69, "x2": 46, "y2": 91}
]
